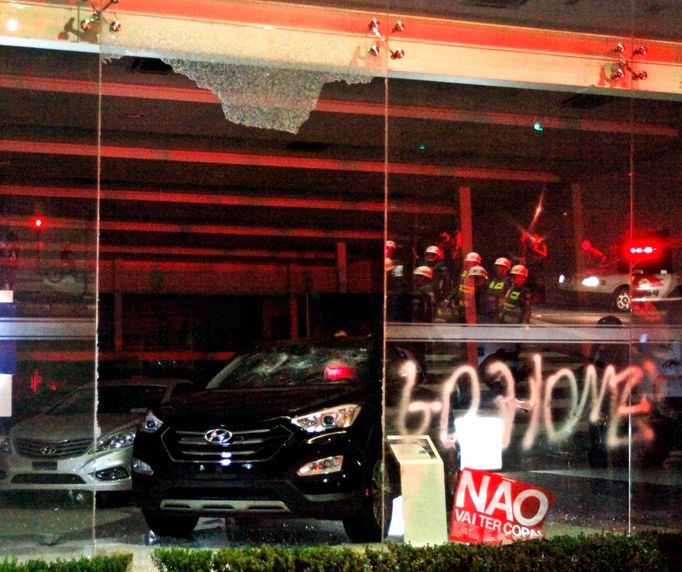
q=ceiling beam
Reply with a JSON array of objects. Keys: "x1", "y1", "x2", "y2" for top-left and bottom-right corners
[
  {"x1": 0, "y1": 184, "x2": 456, "y2": 216},
  {"x1": 0, "y1": 74, "x2": 676, "y2": 137},
  {"x1": 0, "y1": 139, "x2": 560, "y2": 182},
  {"x1": 19, "y1": 240, "x2": 338, "y2": 261},
  {"x1": 1, "y1": 1, "x2": 679, "y2": 99},
  {"x1": 2, "y1": 214, "x2": 382, "y2": 241}
]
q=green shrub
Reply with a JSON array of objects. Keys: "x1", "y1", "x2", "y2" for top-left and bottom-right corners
[
  {"x1": 152, "y1": 532, "x2": 679, "y2": 572},
  {"x1": 0, "y1": 554, "x2": 132, "y2": 572}
]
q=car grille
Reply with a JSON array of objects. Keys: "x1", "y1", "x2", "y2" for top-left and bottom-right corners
[
  {"x1": 163, "y1": 424, "x2": 294, "y2": 463},
  {"x1": 12, "y1": 474, "x2": 86, "y2": 485},
  {"x1": 14, "y1": 438, "x2": 92, "y2": 459}
]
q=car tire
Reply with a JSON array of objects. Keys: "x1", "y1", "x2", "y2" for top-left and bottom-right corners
[
  {"x1": 342, "y1": 458, "x2": 393, "y2": 543},
  {"x1": 142, "y1": 511, "x2": 198, "y2": 538},
  {"x1": 613, "y1": 286, "x2": 631, "y2": 312}
]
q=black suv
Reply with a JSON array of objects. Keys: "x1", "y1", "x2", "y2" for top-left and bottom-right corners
[{"x1": 132, "y1": 335, "x2": 411, "y2": 542}]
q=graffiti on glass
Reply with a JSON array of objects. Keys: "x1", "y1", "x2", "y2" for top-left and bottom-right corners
[{"x1": 395, "y1": 354, "x2": 662, "y2": 451}]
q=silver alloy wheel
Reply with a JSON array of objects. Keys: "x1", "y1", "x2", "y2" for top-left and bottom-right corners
[{"x1": 615, "y1": 287, "x2": 631, "y2": 312}]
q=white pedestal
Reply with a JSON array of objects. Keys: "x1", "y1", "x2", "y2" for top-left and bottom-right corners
[
  {"x1": 0, "y1": 290, "x2": 15, "y2": 416},
  {"x1": 387, "y1": 435, "x2": 448, "y2": 546},
  {"x1": 0, "y1": 374, "x2": 11, "y2": 416}
]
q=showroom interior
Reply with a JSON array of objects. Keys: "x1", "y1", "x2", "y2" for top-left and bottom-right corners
[{"x1": 0, "y1": 0, "x2": 680, "y2": 557}]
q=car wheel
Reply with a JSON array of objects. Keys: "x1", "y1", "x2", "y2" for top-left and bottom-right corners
[
  {"x1": 613, "y1": 286, "x2": 631, "y2": 312},
  {"x1": 142, "y1": 511, "x2": 198, "y2": 538},
  {"x1": 342, "y1": 458, "x2": 393, "y2": 543}
]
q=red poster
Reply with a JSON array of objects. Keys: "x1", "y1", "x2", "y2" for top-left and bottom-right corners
[{"x1": 449, "y1": 468, "x2": 556, "y2": 545}]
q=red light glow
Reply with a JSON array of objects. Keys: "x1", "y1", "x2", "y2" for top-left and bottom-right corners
[
  {"x1": 324, "y1": 363, "x2": 356, "y2": 381},
  {"x1": 626, "y1": 238, "x2": 661, "y2": 260},
  {"x1": 630, "y1": 246, "x2": 655, "y2": 255}
]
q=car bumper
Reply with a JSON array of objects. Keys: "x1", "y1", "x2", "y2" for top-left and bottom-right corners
[
  {"x1": 0, "y1": 449, "x2": 134, "y2": 492},
  {"x1": 132, "y1": 434, "x2": 372, "y2": 519},
  {"x1": 133, "y1": 473, "x2": 365, "y2": 519}
]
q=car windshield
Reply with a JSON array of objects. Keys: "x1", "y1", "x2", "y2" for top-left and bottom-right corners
[
  {"x1": 206, "y1": 343, "x2": 372, "y2": 389},
  {"x1": 48, "y1": 385, "x2": 167, "y2": 415}
]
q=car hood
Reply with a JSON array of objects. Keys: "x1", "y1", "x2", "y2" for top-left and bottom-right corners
[
  {"x1": 157, "y1": 385, "x2": 376, "y2": 425},
  {"x1": 10, "y1": 413, "x2": 141, "y2": 442}
]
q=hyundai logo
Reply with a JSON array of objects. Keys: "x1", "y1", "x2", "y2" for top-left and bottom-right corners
[
  {"x1": 40, "y1": 446, "x2": 58, "y2": 456},
  {"x1": 204, "y1": 428, "x2": 233, "y2": 446}
]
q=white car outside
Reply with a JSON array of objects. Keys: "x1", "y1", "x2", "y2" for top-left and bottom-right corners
[{"x1": 558, "y1": 269, "x2": 682, "y2": 312}]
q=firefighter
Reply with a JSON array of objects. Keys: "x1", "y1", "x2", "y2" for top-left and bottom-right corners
[
  {"x1": 500, "y1": 264, "x2": 532, "y2": 324},
  {"x1": 466, "y1": 265, "x2": 489, "y2": 321},
  {"x1": 385, "y1": 240, "x2": 406, "y2": 293},
  {"x1": 386, "y1": 240, "x2": 409, "y2": 321},
  {"x1": 411, "y1": 265, "x2": 435, "y2": 322},
  {"x1": 456, "y1": 251, "x2": 485, "y2": 323},
  {"x1": 481, "y1": 257, "x2": 512, "y2": 322},
  {"x1": 423, "y1": 245, "x2": 450, "y2": 307}
]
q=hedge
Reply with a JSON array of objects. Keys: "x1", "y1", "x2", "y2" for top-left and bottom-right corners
[
  {"x1": 152, "y1": 532, "x2": 681, "y2": 572},
  {"x1": 0, "y1": 554, "x2": 132, "y2": 572}
]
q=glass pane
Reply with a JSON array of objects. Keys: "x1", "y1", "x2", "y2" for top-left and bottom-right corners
[
  {"x1": 385, "y1": 3, "x2": 680, "y2": 545},
  {"x1": 1, "y1": 0, "x2": 678, "y2": 561},
  {"x1": 0, "y1": 1, "x2": 99, "y2": 558},
  {"x1": 97, "y1": 1, "x2": 387, "y2": 548}
]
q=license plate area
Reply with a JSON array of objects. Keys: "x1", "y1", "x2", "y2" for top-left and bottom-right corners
[{"x1": 32, "y1": 461, "x2": 58, "y2": 470}]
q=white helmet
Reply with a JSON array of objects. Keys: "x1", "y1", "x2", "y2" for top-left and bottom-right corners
[
  {"x1": 425, "y1": 245, "x2": 441, "y2": 257},
  {"x1": 414, "y1": 265, "x2": 434, "y2": 279},
  {"x1": 494, "y1": 257, "x2": 512, "y2": 270},
  {"x1": 464, "y1": 251, "x2": 482, "y2": 264},
  {"x1": 385, "y1": 240, "x2": 396, "y2": 250},
  {"x1": 510, "y1": 264, "x2": 529, "y2": 277},
  {"x1": 468, "y1": 265, "x2": 489, "y2": 279}
]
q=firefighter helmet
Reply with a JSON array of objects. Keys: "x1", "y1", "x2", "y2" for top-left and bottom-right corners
[
  {"x1": 510, "y1": 264, "x2": 529, "y2": 277},
  {"x1": 425, "y1": 245, "x2": 441, "y2": 257},
  {"x1": 494, "y1": 257, "x2": 512, "y2": 270},
  {"x1": 467, "y1": 265, "x2": 489, "y2": 279},
  {"x1": 414, "y1": 265, "x2": 434, "y2": 279},
  {"x1": 464, "y1": 251, "x2": 482, "y2": 264}
]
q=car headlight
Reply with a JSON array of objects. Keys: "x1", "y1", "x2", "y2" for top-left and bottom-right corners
[
  {"x1": 291, "y1": 404, "x2": 361, "y2": 433},
  {"x1": 95, "y1": 428, "x2": 136, "y2": 452},
  {"x1": 0, "y1": 434, "x2": 10, "y2": 453},
  {"x1": 139, "y1": 410, "x2": 164, "y2": 433}
]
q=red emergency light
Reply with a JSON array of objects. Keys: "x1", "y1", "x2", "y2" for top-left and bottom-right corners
[
  {"x1": 33, "y1": 216, "x2": 43, "y2": 229},
  {"x1": 625, "y1": 238, "x2": 662, "y2": 260}
]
